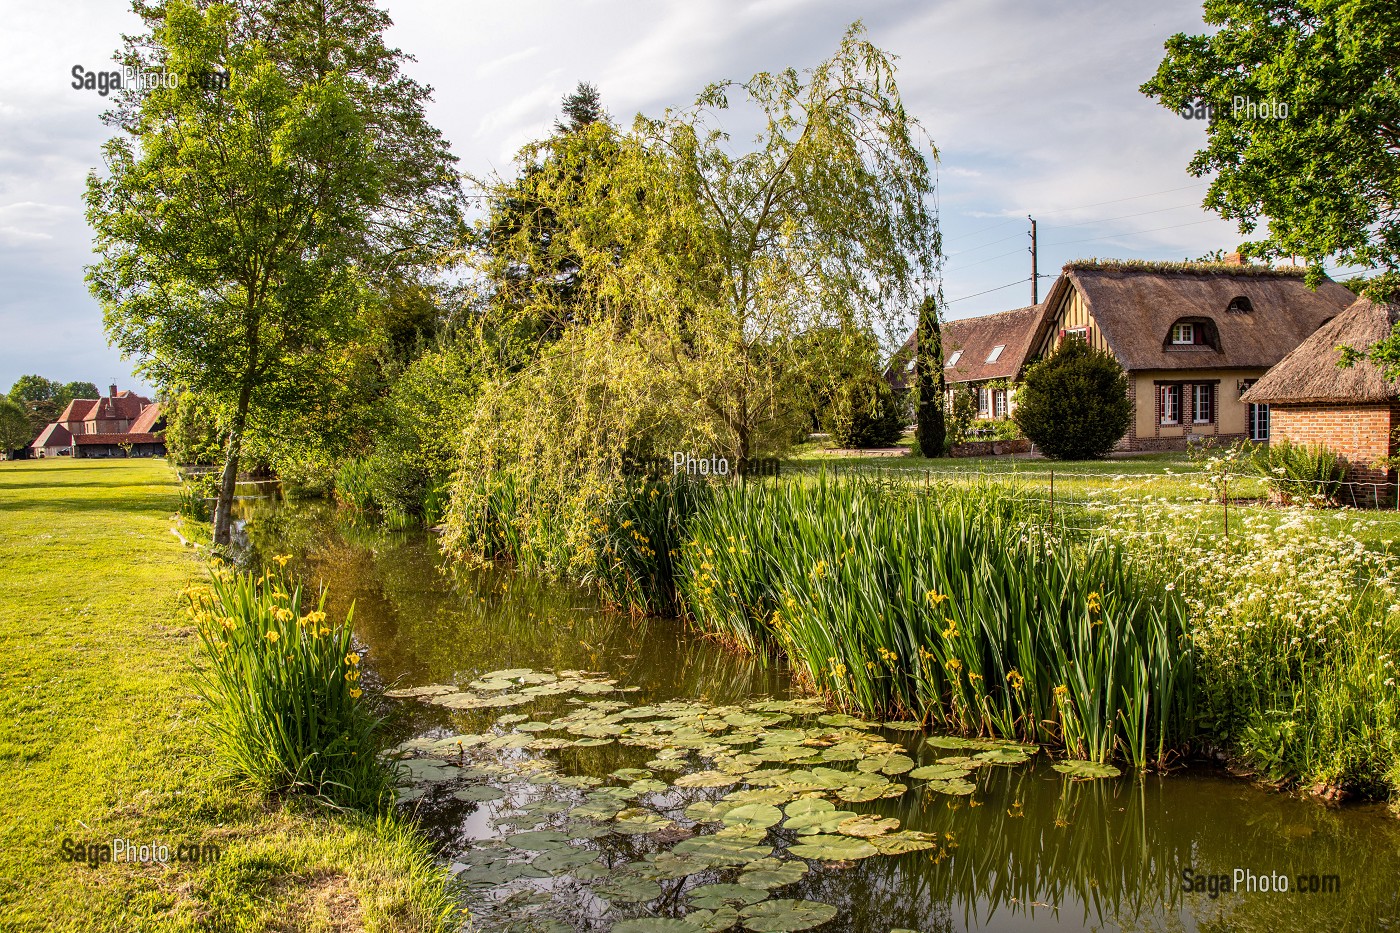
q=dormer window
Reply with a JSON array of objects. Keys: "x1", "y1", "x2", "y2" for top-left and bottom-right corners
[
  {"x1": 947, "y1": 350, "x2": 962, "y2": 367},
  {"x1": 986, "y1": 345, "x2": 1004, "y2": 363},
  {"x1": 1226, "y1": 296, "x2": 1253, "y2": 314},
  {"x1": 1171, "y1": 322, "x2": 1195, "y2": 345}
]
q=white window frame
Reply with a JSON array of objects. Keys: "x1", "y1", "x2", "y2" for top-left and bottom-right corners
[
  {"x1": 947, "y1": 350, "x2": 962, "y2": 367},
  {"x1": 1160, "y1": 385, "x2": 1180, "y2": 425},
  {"x1": 986, "y1": 345, "x2": 1004, "y2": 363},
  {"x1": 1171, "y1": 322, "x2": 1195, "y2": 345},
  {"x1": 1192, "y1": 384, "x2": 1214, "y2": 424},
  {"x1": 1065, "y1": 326, "x2": 1088, "y2": 341},
  {"x1": 993, "y1": 388, "x2": 1008, "y2": 419},
  {"x1": 976, "y1": 387, "x2": 991, "y2": 418},
  {"x1": 1248, "y1": 403, "x2": 1270, "y2": 441}
]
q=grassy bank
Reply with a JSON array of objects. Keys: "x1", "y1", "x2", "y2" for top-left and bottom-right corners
[{"x1": 0, "y1": 459, "x2": 452, "y2": 933}]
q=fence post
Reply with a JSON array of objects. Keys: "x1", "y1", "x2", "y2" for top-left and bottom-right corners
[{"x1": 1222, "y1": 473, "x2": 1229, "y2": 546}]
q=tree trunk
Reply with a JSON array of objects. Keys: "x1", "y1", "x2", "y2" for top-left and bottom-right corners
[{"x1": 212, "y1": 378, "x2": 254, "y2": 547}]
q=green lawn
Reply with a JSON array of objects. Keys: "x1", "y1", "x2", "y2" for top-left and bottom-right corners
[
  {"x1": 785, "y1": 440, "x2": 1400, "y2": 550},
  {"x1": 0, "y1": 459, "x2": 453, "y2": 933}
]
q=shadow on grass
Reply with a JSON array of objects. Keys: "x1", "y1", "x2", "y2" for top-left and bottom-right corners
[{"x1": 0, "y1": 490, "x2": 178, "y2": 515}]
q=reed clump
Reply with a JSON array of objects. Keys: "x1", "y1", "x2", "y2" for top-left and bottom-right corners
[
  {"x1": 187, "y1": 560, "x2": 391, "y2": 810},
  {"x1": 678, "y1": 475, "x2": 1194, "y2": 768}
]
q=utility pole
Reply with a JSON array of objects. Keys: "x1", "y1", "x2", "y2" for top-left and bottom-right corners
[{"x1": 1029, "y1": 215, "x2": 1039, "y2": 305}]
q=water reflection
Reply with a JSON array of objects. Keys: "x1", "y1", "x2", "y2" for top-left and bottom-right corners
[{"x1": 236, "y1": 500, "x2": 1400, "y2": 932}]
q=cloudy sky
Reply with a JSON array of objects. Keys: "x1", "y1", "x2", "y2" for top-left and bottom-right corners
[{"x1": 0, "y1": 0, "x2": 1311, "y2": 394}]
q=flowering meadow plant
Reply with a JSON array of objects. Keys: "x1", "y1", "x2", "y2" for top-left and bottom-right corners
[
  {"x1": 1090, "y1": 497, "x2": 1400, "y2": 798},
  {"x1": 187, "y1": 558, "x2": 390, "y2": 810}
]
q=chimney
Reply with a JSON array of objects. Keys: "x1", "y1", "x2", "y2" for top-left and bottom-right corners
[
  {"x1": 109, "y1": 384, "x2": 118, "y2": 397},
  {"x1": 1223, "y1": 251, "x2": 1244, "y2": 266}
]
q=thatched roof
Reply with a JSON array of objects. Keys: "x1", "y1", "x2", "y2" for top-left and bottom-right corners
[
  {"x1": 887, "y1": 304, "x2": 1043, "y2": 389},
  {"x1": 1241, "y1": 297, "x2": 1400, "y2": 405},
  {"x1": 1029, "y1": 263, "x2": 1356, "y2": 372}
]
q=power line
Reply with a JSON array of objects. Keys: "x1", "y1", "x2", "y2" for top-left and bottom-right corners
[
  {"x1": 946, "y1": 279, "x2": 1029, "y2": 304},
  {"x1": 944, "y1": 245, "x2": 1030, "y2": 273},
  {"x1": 946, "y1": 229, "x2": 1029, "y2": 257},
  {"x1": 1032, "y1": 181, "x2": 1211, "y2": 217},
  {"x1": 1050, "y1": 202, "x2": 1200, "y2": 229}
]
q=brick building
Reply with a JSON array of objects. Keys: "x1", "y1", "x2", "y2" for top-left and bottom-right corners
[{"x1": 1242, "y1": 296, "x2": 1400, "y2": 500}]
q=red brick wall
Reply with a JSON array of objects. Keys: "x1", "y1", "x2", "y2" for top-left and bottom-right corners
[{"x1": 1270, "y1": 402, "x2": 1398, "y2": 488}]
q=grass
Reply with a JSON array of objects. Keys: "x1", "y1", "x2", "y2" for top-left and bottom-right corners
[{"x1": 0, "y1": 458, "x2": 456, "y2": 933}]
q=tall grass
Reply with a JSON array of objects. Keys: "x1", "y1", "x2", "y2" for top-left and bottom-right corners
[
  {"x1": 678, "y1": 475, "x2": 1193, "y2": 767},
  {"x1": 188, "y1": 561, "x2": 391, "y2": 810}
]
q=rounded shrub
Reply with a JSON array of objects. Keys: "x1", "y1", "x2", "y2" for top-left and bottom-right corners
[
  {"x1": 830, "y1": 371, "x2": 905, "y2": 449},
  {"x1": 1013, "y1": 338, "x2": 1131, "y2": 459}
]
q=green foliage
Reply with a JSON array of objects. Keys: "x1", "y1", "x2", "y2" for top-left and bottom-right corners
[
  {"x1": 1014, "y1": 340, "x2": 1131, "y2": 459},
  {"x1": 86, "y1": 0, "x2": 463, "y2": 544},
  {"x1": 472, "y1": 24, "x2": 940, "y2": 465},
  {"x1": 677, "y1": 476, "x2": 1193, "y2": 767},
  {"x1": 1249, "y1": 437, "x2": 1348, "y2": 505},
  {"x1": 914, "y1": 296, "x2": 946, "y2": 457},
  {"x1": 830, "y1": 370, "x2": 904, "y2": 449},
  {"x1": 587, "y1": 475, "x2": 714, "y2": 617},
  {"x1": 7, "y1": 374, "x2": 62, "y2": 406},
  {"x1": 944, "y1": 387, "x2": 977, "y2": 447},
  {"x1": 189, "y1": 564, "x2": 390, "y2": 811},
  {"x1": 0, "y1": 397, "x2": 31, "y2": 455},
  {"x1": 334, "y1": 458, "x2": 376, "y2": 513},
  {"x1": 361, "y1": 337, "x2": 484, "y2": 521},
  {"x1": 967, "y1": 418, "x2": 1023, "y2": 442},
  {"x1": 163, "y1": 389, "x2": 224, "y2": 466},
  {"x1": 1141, "y1": 1, "x2": 1400, "y2": 276}
]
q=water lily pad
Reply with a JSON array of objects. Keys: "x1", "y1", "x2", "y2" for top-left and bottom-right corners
[
  {"x1": 674, "y1": 770, "x2": 738, "y2": 788},
  {"x1": 738, "y1": 860, "x2": 809, "y2": 889},
  {"x1": 452, "y1": 785, "x2": 505, "y2": 802},
  {"x1": 399, "y1": 759, "x2": 459, "y2": 782},
  {"x1": 1052, "y1": 760, "x2": 1122, "y2": 780},
  {"x1": 687, "y1": 882, "x2": 770, "y2": 909},
  {"x1": 836, "y1": 814, "x2": 900, "y2": 838},
  {"x1": 929, "y1": 778, "x2": 976, "y2": 795},
  {"x1": 534, "y1": 847, "x2": 600, "y2": 873},
  {"x1": 923, "y1": 735, "x2": 983, "y2": 750},
  {"x1": 872, "y1": 830, "x2": 940, "y2": 855},
  {"x1": 817, "y1": 714, "x2": 871, "y2": 729},
  {"x1": 783, "y1": 808, "x2": 857, "y2": 835},
  {"x1": 723, "y1": 788, "x2": 793, "y2": 806},
  {"x1": 783, "y1": 798, "x2": 834, "y2": 818},
  {"x1": 908, "y1": 764, "x2": 971, "y2": 781},
  {"x1": 614, "y1": 810, "x2": 676, "y2": 835},
  {"x1": 856, "y1": 753, "x2": 915, "y2": 776},
  {"x1": 384, "y1": 684, "x2": 458, "y2": 698},
  {"x1": 504, "y1": 830, "x2": 573, "y2": 851},
  {"x1": 739, "y1": 898, "x2": 839, "y2": 931},
  {"x1": 881, "y1": 721, "x2": 923, "y2": 731},
  {"x1": 722, "y1": 803, "x2": 784, "y2": 831},
  {"x1": 787, "y1": 834, "x2": 879, "y2": 861},
  {"x1": 973, "y1": 748, "x2": 1030, "y2": 765},
  {"x1": 672, "y1": 835, "x2": 771, "y2": 867},
  {"x1": 597, "y1": 876, "x2": 663, "y2": 903}
]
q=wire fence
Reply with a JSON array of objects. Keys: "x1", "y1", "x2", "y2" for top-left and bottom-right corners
[{"x1": 777, "y1": 460, "x2": 1400, "y2": 547}]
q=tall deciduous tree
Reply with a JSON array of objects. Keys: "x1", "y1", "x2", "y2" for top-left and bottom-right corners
[
  {"x1": 86, "y1": 0, "x2": 463, "y2": 544},
  {"x1": 0, "y1": 397, "x2": 31, "y2": 456},
  {"x1": 1141, "y1": 1, "x2": 1400, "y2": 274},
  {"x1": 914, "y1": 294, "x2": 945, "y2": 457},
  {"x1": 528, "y1": 23, "x2": 940, "y2": 465}
]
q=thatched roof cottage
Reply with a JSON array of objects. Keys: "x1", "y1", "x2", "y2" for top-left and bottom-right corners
[
  {"x1": 1025, "y1": 260, "x2": 1357, "y2": 450},
  {"x1": 888, "y1": 304, "x2": 1041, "y2": 419},
  {"x1": 1242, "y1": 296, "x2": 1400, "y2": 492}
]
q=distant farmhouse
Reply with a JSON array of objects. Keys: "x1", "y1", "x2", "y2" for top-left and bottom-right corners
[
  {"x1": 31, "y1": 385, "x2": 166, "y2": 458},
  {"x1": 1243, "y1": 296, "x2": 1400, "y2": 492},
  {"x1": 893, "y1": 257, "x2": 1357, "y2": 452}
]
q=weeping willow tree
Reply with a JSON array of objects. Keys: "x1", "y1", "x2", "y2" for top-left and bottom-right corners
[{"x1": 445, "y1": 23, "x2": 940, "y2": 572}]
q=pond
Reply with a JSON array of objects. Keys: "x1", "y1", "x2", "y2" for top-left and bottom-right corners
[{"x1": 236, "y1": 500, "x2": 1400, "y2": 933}]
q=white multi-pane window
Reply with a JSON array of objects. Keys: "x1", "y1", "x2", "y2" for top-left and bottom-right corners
[
  {"x1": 1171, "y1": 322, "x2": 1195, "y2": 344},
  {"x1": 1159, "y1": 385, "x2": 1180, "y2": 424},
  {"x1": 993, "y1": 388, "x2": 1008, "y2": 419},
  {"x1": 1192, "y1": 384, "x2": 1214, "y2": 423}
]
